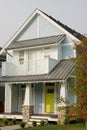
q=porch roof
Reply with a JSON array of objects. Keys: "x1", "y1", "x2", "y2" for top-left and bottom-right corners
[
  {"x1": 6, "y1": 34, "x2": 65, "y2": 50},
  {"x1": 0, "y1": 59, "x2": 75, "y2": 83}
]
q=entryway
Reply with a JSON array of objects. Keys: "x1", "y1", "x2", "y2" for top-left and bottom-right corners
[{"x1": 45, "y1": 83, "x2": 55, "y2": 113}]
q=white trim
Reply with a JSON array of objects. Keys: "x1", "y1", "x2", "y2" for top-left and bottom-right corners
[
  {"x1": 7, "y1": 43, "x2": 58, "y2": 51},
  {"x1": 37, "y1": 10, "x2": 80, "y2": 41},
  {"x1": 2, "y1": 80, "x2": 64, "y2": 84},
  {"x1": 33, "y1": 84, "x2": 35, "y2": 114},
  {"x1": 37, "y1": 14, "x2": 40, "y2": 37},
  {"x1": 0, "y1": 9, "x2": 38, "y2": 55},
  {"x1": 0, "y1": 9, "x2": 80, "y2": 55}
]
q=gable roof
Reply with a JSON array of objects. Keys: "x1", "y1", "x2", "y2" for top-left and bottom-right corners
[
  {"x1": 6, "y1": 34, "x2": 65, "y2": 50},
  {"x1": 0, "y1": 9, "x2": 82, "y2": 54},
  {"x1": 0, "y1": 59, "x2": 75, "y2": 83},
  {"x1": 41, "y1": 10, "x2": 82, "y2": 41}
]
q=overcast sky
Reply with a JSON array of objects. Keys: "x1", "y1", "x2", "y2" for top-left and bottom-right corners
[{"x1": 0, "y1": 0, "x2": 87, "y2": 47}]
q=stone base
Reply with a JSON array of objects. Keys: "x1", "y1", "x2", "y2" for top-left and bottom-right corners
[
  {"x1": 58, "y1": 106, "x2": 68, "y2": 125},
  {"x1": 22, "y1": 105, "x2": 33, "y2": 122}
]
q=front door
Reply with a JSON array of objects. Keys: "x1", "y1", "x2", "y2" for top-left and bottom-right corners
[{"x1": 45, "y1": 83, "x2": 55, "y2": 113}]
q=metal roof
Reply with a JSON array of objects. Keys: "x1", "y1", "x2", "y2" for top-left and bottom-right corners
[
  {"x1": 0, "y1": 59, "x2": 75, "y2": 83},
  {"x1": 6, "y1": 34, "x2": 65, "y2": 50}
]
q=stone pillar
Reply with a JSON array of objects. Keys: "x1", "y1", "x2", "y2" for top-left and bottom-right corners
[
  {"x1": 22, "y1": 84, "x2": 33, "y2": 122},
  {"x1": 22, "y1": 105, "x2": 33, "y2": 122},
  {"x1": 58, "y1": 82, "x2": 67, "y2": 125}
]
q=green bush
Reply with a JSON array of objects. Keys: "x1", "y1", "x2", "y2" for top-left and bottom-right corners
[
  {"x1": 20, "y1": 121, "x2": 26, "y2": 128},
  {"x1": 2, "y1": 117, "x2": 8, "y2": 125},
  {"x1": 32, "y1": 121, "x2": 37, "y2": 127},
  {"x1": 12, "y1": 118, "x2": 17, "y2": 125},
  {"x1": 40, "y1": 120, "x2": 45, "y2": 126}
]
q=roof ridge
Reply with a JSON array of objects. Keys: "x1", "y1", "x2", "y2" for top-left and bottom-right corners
[{"x1": 40, "y1": 10, "x2": 82, "y2": 40}]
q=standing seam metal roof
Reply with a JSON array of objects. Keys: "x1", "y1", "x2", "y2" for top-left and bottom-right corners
[
  {"x1": 6, "y1": 34, "x2": 65, "y2": 50},
  {"x1": 0, "y1": 59, "x2": 75, "y2": 83}
]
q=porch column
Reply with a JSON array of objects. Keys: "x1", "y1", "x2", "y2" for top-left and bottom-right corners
[
  {"x1": 22, "y1": 83, "x2": 33, "y2": 122},
  {"x1": 58, "y1": 82, "x2": 68, "y2": 125},
  {"x1": 60, "y1": 82, "x2": 68, "y2": 106},
  {"x1": 5, "y1": 83, "x2": 12, "y2": 113}
]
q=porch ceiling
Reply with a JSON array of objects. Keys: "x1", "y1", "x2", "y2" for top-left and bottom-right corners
[
  {"x1": 6, "y1": 34, "x2": 65, "y2": 50},
  {"x1": 0, "y1": 59, "x2": 75, "y2": 83}
]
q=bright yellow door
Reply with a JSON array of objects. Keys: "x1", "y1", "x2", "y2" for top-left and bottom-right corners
[{"x1": 45, "y1": 86, "x2": 54, "y2": 113}]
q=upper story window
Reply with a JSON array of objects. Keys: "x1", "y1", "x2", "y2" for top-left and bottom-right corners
[{"x1": 19, "y1": 51, "x2": 24, "y2": 64}]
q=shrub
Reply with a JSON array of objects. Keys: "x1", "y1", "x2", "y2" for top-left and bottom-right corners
[
  {"x1": 20, "y1": 121, "x2": 26, "y2": 128},
  {"x1": 2, "y1": 117, "x2": 8, "y2": 125},
  {"x1": 32, "y1": 121, "x2": 37, "y2": 127},
  {"x1": 40, "y1": 120, "x2": 45, "y2": 126},
  {"x1": 12, "y1": 118, "x2": 17, "y2": 125}
]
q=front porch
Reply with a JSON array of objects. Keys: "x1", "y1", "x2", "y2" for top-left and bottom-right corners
[{"x1": 4, "y1": 81, "x2": 70, "y2": 122}]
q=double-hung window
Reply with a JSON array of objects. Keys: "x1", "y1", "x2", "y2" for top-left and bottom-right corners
[{"x1": 19, "y1": 51, "x2": 24, "y2": 64}]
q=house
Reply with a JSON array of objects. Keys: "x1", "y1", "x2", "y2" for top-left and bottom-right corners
[{"x1": 0, "y1": 9, "x2": 82, "y2": 123}]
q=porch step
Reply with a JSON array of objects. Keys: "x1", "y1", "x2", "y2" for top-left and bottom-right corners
[
  {"x1": 28, "y1": 115, "x2": 58, "y2": 125},
  {"x1": 28, "y1": 117, "x2": 48, "y2": 125}
]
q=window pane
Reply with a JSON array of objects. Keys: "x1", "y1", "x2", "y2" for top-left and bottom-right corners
[{"x1": 19, "y1": 51, "x2": 24, "y2": 64}]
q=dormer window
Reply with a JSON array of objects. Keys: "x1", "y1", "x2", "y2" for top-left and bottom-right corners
[{"x1": 19, "y1": 51, "x2": 24, "y2": 64}]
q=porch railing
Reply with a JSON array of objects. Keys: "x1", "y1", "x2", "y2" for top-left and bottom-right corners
[{"x1": 2, "y1": 57, "x2": 58, "y2": 76}]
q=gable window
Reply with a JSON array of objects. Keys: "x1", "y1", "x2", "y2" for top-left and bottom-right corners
[{"x1": 19, "y1": 51, "x2": 24, "y2": 64}]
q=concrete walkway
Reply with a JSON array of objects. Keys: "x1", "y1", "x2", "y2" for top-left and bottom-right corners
[{"x1": 0, "y1": 125, "x2": 21, "y2": 130}]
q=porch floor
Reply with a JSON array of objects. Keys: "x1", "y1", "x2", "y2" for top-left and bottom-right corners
[{"x1": 0, "y1": 113, "x2": 23, "y2": 119}]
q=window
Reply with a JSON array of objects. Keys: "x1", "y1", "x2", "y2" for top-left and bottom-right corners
[
  {"x1": 47, "y1": 89, "x2": 54, "y2": 93},
  {"x1": 19, "y1": 51, "x2": 24, "y2": 64}
]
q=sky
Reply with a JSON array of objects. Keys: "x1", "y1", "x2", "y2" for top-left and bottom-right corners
[{"x1": 0, "y1": 0, "x2": 87, "y2": 47}]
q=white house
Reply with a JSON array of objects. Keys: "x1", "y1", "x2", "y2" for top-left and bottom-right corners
[{"x1": 0, "y1": 9, "x2": 82, "y2": 123}]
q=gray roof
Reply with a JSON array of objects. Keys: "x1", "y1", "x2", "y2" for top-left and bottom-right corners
[
  {"x1": 6, "y1": 34, "x2": 65, "y2": 50},
  {"x1": 0, "y1": 59, "x2": 75, "y2": 83}
]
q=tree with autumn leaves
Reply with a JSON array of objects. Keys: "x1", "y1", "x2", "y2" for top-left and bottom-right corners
[{"x1": 73, "y1": 37, "x2": 87, "y2": 129}]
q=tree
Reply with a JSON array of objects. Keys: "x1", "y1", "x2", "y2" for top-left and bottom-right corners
[{"x1": 73, "y1": 38, "x2": 87, "y2": 129}]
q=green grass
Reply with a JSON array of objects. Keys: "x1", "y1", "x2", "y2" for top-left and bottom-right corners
[{"x1": 23, "y1": 123, "x2": 86, "y2": 130}]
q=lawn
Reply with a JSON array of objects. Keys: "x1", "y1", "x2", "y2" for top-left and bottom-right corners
[{"x1": 23, "y1": 123, "x2": 86, "y2": 130}]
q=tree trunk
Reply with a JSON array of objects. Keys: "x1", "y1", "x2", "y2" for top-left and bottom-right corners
[{"x1": 85, "y1": 120, "x2": 87, "y2": 130}]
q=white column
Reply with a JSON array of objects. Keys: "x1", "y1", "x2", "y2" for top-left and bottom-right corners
[
  {"x1": 5, "y1": 83, "x2": 12, "y2": 113},
  {"x1": 60, "y1": 82, "x2": 67, "y2": 106},
  {"x1": 73, "y1": 48, "x2": 76, "y2": 58},
  {"x1": 24, "y1": 83, "x2": 32, "y2": 106}
]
